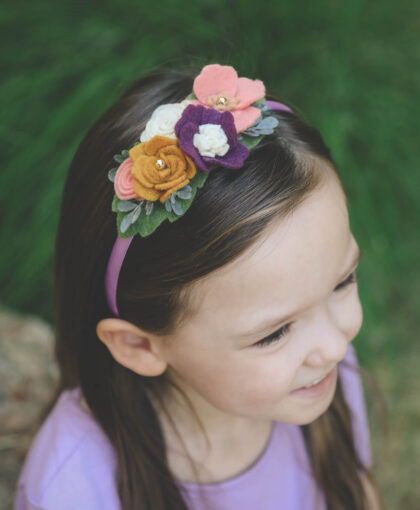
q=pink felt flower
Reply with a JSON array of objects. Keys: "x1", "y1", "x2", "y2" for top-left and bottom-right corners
[
  {"x1": 191, "y1": 64, "x2": 266, "y2": 133},
  {"x1": 114, "y1": 157, "x2": 138, "y2": 200}
]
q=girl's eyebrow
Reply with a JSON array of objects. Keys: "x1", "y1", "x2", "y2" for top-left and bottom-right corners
[{"x1": 235, "y1": 246, "x2": 362, "y2": 339}]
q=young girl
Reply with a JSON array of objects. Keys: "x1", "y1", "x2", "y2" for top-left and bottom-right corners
[{"x1": 14, "y1": 63, "x2": 383, "y2": 510}]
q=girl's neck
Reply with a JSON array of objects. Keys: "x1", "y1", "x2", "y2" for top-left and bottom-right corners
[
  {"x1": 148, "y1": 389, "x2": 275, "y2": 484},
  {"x1": 160, "y1": 408, "x2": 274, "y2": 484}
]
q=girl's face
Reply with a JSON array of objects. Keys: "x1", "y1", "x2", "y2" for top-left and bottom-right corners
[{"x1": 160, "y1": 172, "x2": 363, "y2": 427}]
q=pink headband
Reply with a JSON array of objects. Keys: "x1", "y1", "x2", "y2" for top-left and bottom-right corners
[{"x1": 105, "y1": 100, "x2": 293, "y2": 317}]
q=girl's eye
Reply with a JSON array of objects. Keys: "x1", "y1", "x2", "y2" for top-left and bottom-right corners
[
  {"x1": 252, "y1": 271, "x2": 358, "y2": 349},
  {"x1": 334, "y1": 270, "x2": 358, "y2": 291},
  {"x1": 253, "y1": 322, "x2": 292, "y2": 348}
]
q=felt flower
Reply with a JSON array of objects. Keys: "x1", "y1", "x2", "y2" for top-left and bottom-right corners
[
  {"x1": 140, "y1": 99, "x2": 192, "y2": 142},
  {"x1": 128, "y1": 135, "x2": 197, "y2": 203},
  {"x1": 174, "y1": 104, "x2": 249, "y2": 172},
  {"x1": 114, "y1": 157, "x2": 138, "y2": 201},
  {"x1": 193, "y1": 124, "x2": 229, "y2": 158},
  {"x1": 190, "y1": 64, "x2": 265, "y2": 133}
]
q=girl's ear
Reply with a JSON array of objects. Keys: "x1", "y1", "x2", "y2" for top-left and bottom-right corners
[{"x1": 96, "y1": 318, "x2": 168, "y2": 377}]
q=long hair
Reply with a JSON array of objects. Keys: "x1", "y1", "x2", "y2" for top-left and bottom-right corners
[{"x1": 40, "y1": 64, "x2": 384, "y2": 509}]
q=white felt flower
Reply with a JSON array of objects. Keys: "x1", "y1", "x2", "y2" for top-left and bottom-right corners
[
  {"x1": 192, "y1": 124, "x2": 230, "y2": 157},
  {"x1": 140, "y1": 100, "x2": 192, "y2": 142}
]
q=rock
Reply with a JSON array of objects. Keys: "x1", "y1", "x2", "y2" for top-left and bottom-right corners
[{"x1": 0, "y1": 304, "x2": 58, "y2": 510}]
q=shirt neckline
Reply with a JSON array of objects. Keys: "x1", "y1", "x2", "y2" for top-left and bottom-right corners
[{"x1": 175, "y1": 420, "x2": 279, "y2": 492}]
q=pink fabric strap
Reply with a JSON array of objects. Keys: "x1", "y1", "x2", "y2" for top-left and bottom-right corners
[{"x1": 105, "y1": 100, "x2": 293, "y2": 317}]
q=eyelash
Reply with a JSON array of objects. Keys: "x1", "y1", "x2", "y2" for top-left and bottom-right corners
[{"x1": 253, "y1": 270, "x2": 358, "y2": 348}]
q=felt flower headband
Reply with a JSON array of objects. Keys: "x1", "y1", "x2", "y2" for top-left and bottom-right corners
[{"x1": 107, "y1": 63, "x2": 285, "y2": 238}]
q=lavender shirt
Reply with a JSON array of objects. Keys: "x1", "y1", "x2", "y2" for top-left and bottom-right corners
[{"x1": 14, "y1": 343, "x2": 371, "y2": 510}]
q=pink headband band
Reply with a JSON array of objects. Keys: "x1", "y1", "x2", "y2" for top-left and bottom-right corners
[{"x1": 105, "y1": 100, "x2": 294, "y2": 317}]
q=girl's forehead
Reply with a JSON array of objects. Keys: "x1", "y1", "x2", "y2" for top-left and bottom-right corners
[{"x1": 188, "y1": 176, "x2": 353, "y2": 328}]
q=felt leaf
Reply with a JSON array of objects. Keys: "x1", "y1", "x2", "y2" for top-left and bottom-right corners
[
  {"x1": 237, "y1": 133, "x2": 264, "y2": 149},
  {"x1": 247, "y1": 113, "x2": 263, "y2": 129},
  {"x1": 256, "y1": 127, "x2": 275, "y2": 135},
  {"x1": 131, "y1": 204, "x2": 142, "y2": 223},
  {"x1": 240, "y1": 115, "x2": 279, "y2": 137},
  {"x1": 245, "y1": 127, "x2": 273, "y2": 136},
  {"x1": 121, "y1": 206, "x2": 142, "y2": 233},
  {"x1": 120, "y1": 213, "x2": 133, "y2": 234},
  {"x1": 108, "y1": 168, "x2": 117, "y2": 182},
  {"x1": 117, "y1": 200, "x2": 137, "y2": 212},
  {"x1": 113, "y1": 154, "x2": 125, "y2": 163},
  {"x1": 112, "y1": 194, "x2": 119, "y2": 212},
  {"x1": 115, "y1": 168, "x2": 209, "y2": 238},
  {"x1": 252, "y1": 97, "x2": 266, "y2": 108},
  {"x1": 121, "y1": 149, "x2": 130, "y2": 158},
  {"x1": 241, "y1": 121, "x2": 262, "y2": 136},
  {"x1": 171, "y1": 198, "x2": 183, "y2": 216},
  {"x1": 145, "y1": 201, "x2": 154, "y2": 216},
  {"x1": 184, "y1": 92, "x2": 197, "y2": 100},
  {"x1": 240, "y1": 128, "x2": 262, "y2": 137},
  {"x1": 176, "y1": 185, "x2": 192, "y2": 199},
  {"x1": 165, "y1": 199, "x2": 172, "y2": 213},
  {"x1": 257, "y1": 116, "x2": 279, "y2": 130},
  {"x1": 164, "y1": 170, "x2": 208, "y2": 225}
]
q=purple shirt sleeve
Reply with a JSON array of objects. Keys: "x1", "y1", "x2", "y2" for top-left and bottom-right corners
[{"x1": 13, "y1": 389, "x2": 121, "y2": 510}]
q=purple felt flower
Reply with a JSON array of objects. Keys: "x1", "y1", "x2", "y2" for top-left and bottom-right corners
[{"x1": 174, "y1": 104, "x2": 250, "y2": 172}]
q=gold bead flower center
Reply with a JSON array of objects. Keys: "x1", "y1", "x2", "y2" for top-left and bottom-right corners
[
  {"x1": 208, "y1": 93, "x2": 240, "y2": 111},
  {"x1": 155, "y1": 159, "x2": 165, "y2": 169}
]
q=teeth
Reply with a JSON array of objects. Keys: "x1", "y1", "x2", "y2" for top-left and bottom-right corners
[{"x1": 304, "y1": 374, "x2": 325, "y2": 388}]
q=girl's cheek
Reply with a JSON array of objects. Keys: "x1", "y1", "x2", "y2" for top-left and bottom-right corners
[
  {"x1": 244, "y1": 358, "x2": 295, "y2": 401},
  {"x1": 345, "y1": 291, "x2": 363, "y2": 340},
  {"x1": 330, "y1": 288, "x2": 363, "y2": 341}
]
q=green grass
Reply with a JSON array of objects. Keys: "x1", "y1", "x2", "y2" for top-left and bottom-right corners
[
  {"x1": 1, "y1": 2, "x2": 419, "y2": 360},
  {"x1": 1, "y1": 1, "x2": 419, "y2": 506}
]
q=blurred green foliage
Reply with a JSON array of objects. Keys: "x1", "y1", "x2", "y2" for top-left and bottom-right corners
[{"x1": 0, "y1": 0, "x2": 419, "y2": 367}]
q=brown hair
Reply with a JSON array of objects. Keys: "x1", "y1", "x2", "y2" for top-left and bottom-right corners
[{"x1": 41, "y1": 64, "x2": 384, "y2": 509}]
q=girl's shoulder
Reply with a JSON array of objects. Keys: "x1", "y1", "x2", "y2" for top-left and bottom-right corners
[
  {"x1": 338, "y1": 342, "x2": 372, "y2": 470},
  {"x1": 14, "y1": 386, "x2": 121, "y2": 510}
]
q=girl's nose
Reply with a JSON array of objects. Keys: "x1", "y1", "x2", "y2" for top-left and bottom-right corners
[{"x1": 304, "y1": 315, "x2": 350, "y2": 368}]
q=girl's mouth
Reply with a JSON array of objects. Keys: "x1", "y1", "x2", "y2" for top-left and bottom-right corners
[{"x1": 289, "y1": 367, "x2": 336, "y2": 398}]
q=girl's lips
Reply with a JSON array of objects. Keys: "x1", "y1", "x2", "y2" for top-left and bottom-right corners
[{"x1": 289, "y1": 366, "x2": 337, "y2": 398}]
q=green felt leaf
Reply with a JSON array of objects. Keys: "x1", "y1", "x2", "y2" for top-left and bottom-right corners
[
  {"x1": 113, "y1": 154, "x2": 125, "y2": 163},
  {"x1": 242, "y1": 116, "x2": 279, "y2": 137},
  {"x1": 108, "y1": 168, "x2": 117, "y2": 182},
  {"x1": 239, "y1": 134, "x2": 264, "y2": 149},
  {"x1": 145, "y1": 201, "x2": 154, "y2": 215},
  {"x1": 176, "y1": 185, "x2": 192, "y2": 200},
  {"x1": 131, "y1": 204, "x2": 142, "y2": 223},
  {"x1": 120, "y1": 213, "x2": 133, "y2": 234},
  {"x1": 184, "y1": 92, "x2": 197, "y2": 100},
  {"x1": 114, "y1": 169, "x2": 209, "y2": 238},
  {"x1": 117, "y1": 200, "x2": 137, "y2": 212},
  {"x1": 171, "y1": 197, "x2": 183, "y2": 216},
  {"x1": 111, "y1": 194, "x2": 119, "y2": 212},
  {"x1": 252, "y1": 98, "x2": 266, "y2": 107},
  {"x1": 258, "y1": 116, "x2": 279, "y2": 129}
]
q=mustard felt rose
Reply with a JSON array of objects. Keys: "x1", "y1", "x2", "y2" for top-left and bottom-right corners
[{"x1": 129, "y1": 135, "x2": 197, "y2": 203}]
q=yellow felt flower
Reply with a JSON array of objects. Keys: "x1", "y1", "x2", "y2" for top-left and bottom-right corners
[{"x1": 129, "y1": 136, "x2": 197, "y2": 203}]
